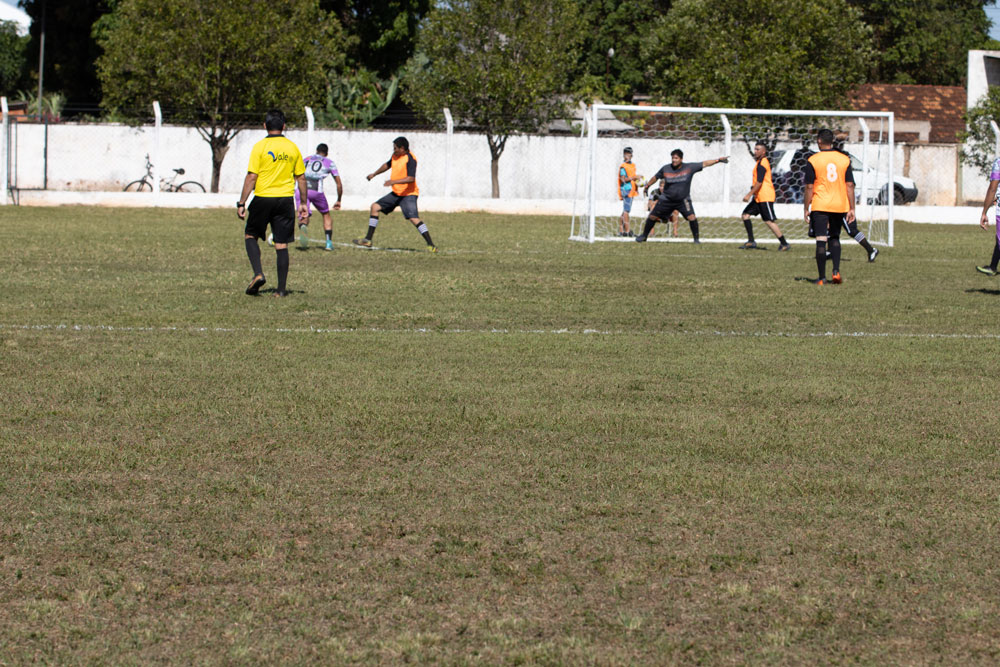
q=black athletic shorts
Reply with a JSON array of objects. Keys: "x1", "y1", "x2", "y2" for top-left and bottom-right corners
[
  {"x1": 809, "y1": 211, "x2": 846, "y2": 239},
  {"x1": 245, "y1": 196, "x2": 295, "y2": 244},
  {"x1": 651, "y1": 197, "x2": 694, "y2": 220},
  {"x1": 376, "y1": 193, "x2": 419, "y2": 219},
  {"x1": 742, "y1": 201, "x2": 776, "y2": 222}
]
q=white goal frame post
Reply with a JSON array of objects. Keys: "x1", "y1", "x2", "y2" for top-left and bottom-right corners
[{"x1": 571, "y1": 104, "x2": 895, "y2": 247}]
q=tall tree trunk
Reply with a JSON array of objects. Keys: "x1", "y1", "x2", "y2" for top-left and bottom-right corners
[
  {"x1": 487, "y1": 133, "x2": 507, "y2": 199},
  {"x1": 210, "y1": 138, "x2": 230, "y2": 194},
  {"x1": 491, "y1": 155, "x2": 500, "y2": 198}
]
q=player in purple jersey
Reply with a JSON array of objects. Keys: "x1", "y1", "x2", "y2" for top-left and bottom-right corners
[
  {"x1": 295, "y1": 143, "x2": 344, "y2": 251},
  {"x1": 976, "y1": 156, "x2": 1000, "y2": 276}
]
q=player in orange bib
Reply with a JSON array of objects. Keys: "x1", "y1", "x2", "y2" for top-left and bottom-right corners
[
  {"x1": 803, "y1": 129, "x2": 854, "y2": 285},
  {"x1": 353, "y1": 136, "x2": 437, "y2": 252},
  {"x1": 740, "y1": 141, "x2": 789, "y2": 251}
]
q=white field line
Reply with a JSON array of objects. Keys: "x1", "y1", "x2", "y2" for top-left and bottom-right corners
[{"x1": 2, "y1": 323, "x2": 999, "y2": 340}]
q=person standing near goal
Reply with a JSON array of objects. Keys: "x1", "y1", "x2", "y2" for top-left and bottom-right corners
[
  {"x1": 353, "y1": 136, "x2": 437, "y2": 252},
  {"x1": 637, "y1": 149, "x2": 728, "y2": 243},
  {"x1": 297, "y1": 143, "x2": 343, "y2": 251},
  {"x1": 618, "y1": 147, "x2": 640, "y2": 237},
  {"x1": 238, "y1": 109, "x2": 308, "y2": 298},
  {"x1": 741, "y1": 141, "x2": 790, "y2": 251},
  {"x1": 975, "y1": 155, "x2": 1000, "y2": 276},
  {"x1": 803, "y1": 129, "x2": 854, "y2": 285}
]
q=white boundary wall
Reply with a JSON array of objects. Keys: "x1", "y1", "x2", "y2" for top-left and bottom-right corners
[{"x1": 0, "y1": 104, "x2": 991, "y2": 225}]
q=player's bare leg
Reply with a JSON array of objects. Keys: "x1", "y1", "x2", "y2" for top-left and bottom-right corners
[{"x1": 620, "y1": 211, "x2": 631, "y2": 236}]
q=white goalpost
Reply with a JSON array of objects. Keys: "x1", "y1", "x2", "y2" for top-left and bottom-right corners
[{"x1": 571, "y1": 104, "x2": 896, "y2": 246}]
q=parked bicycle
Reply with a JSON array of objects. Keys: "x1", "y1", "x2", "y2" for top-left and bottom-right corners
[{"x1": 123, "y1": 154, "x2": 206, "y2": 193}]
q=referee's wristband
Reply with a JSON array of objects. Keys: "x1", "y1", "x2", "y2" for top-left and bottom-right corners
[{"x1": 236, "y1": 201, "x2": 245, "y2": 208}]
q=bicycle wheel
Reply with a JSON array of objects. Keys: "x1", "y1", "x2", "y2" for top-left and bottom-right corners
[
  {"x1": 123, "y1": 180, "x2": 151, "y2": 192},
  {"x1": 176, "y1": 181, "x2": 206, "y2": 193}
]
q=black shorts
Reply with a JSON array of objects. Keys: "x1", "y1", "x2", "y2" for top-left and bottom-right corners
[
  {"x1": 742, "y1": 201, "x2": 776, "y2": 222},
  {"x1": 376, "y1": 193, "x2": 419, "y2": 219},
  {"x1": 245, "y1": 196, "x2": 295, "y2": 243},
  {"x1": 650, "y1": 197, "x2": 694, "y2": 220},
  {"x1": 809, "y1": 211, "x2": 846, "y2": 239}
]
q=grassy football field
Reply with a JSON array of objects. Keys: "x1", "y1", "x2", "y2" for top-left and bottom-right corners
[{"x1": 1, "y1": 206, "x2": 999, "y2": 663}]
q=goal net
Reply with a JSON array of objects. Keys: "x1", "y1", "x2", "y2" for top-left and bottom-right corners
[{"x1": 570, "y1": 104, "x2": 896, "y2": 246}]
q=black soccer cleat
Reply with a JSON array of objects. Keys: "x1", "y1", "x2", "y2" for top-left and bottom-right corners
[
  {"x1": 868, "y1": 247, "x2": 879, "y2": 262},
  {"x1": 635, "y1": 235, "x2": 647, "y2": 243},
  {"x1": 245, "y1": 275, "x2": 266, "y2": 295}
]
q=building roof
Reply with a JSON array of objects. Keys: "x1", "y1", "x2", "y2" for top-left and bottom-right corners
[{"x1": 850, "y1": 84, "x2": 965, "y2": 144}]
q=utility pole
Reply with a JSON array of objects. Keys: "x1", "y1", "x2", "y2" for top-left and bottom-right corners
[{"x1": 36, "y1": 0, "x2": 46, "y2": 121}]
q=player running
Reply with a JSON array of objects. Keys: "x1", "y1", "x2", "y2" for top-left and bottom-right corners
[
  {"x1": 637, "y1": 149, "x2": 728, "y2": 243},
  {"x1": 353, "y1": 136, "x2": 437, "y2": 252},
  {"x1": 740, "y1": 141, "x2": 790, "y2": 251},
  {"x1": 296, "y1": 143, "x2": 343, "y2": 251}
]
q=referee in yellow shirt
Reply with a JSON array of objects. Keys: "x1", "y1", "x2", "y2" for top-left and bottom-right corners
[{"x1": 237, "y1": 109, "x2": 308, "y2": 297}]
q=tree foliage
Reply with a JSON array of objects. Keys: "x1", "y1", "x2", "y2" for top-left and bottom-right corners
[
  {"x1": 960, "y1": 86, "x2": 1000, "y2": 177},
  {"x1": 848, "y1": 0, "x2": 994, "y2": 86},
  {"x1": 0, "y1": 20, "x2": 28, "y2": 96},
  {"x1": 405, "y1": 0, "x2": 581, "y2": 198},
  {"x1": 20, "y1": 0, "x2": 116, "y2": 111},
  {"x1": 571, "y1": 0, "x2": 671, "y2": 102},
  {"x1": 320, "y1": 0, "x2": 431, "y2": 78},
  {"x1": 97, "y1": 0, "x2": 346, "y2": 192},
  {"x1": 643, "y1": 0, "x2": 872, "y2": 110}
]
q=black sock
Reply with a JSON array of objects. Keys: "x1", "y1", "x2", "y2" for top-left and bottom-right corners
[
  {"x1": 815, "y1": 241, "x2": 827, "y2": 280},
  {"x1": 276, "y1": 248, "x2": 289, "y2": 292},
  {"x1": 642, "y1": 217, "x2": 655, "y2": 237},
  {"x1": 325, "y1": 229, "x2": 332, "y2": 241},
  {"x1": 778, "y1": 235, "x2": 787, "y2": 246},
  {"x1": 858, "y1": 236, "x2": 873, "y2": 254},
  {"x1": 991, "y1": 239, "x2": 1000, "y2": 270},
  {"x1": 415, "y1": 221, "x2": 434, "y2": 246},
  {"x1": 689, "y1": 218, "x2": 700, "y2": 241},
  {"x1": 743, "y1": 219, "x2": 754, "y2": 242},
  {"x1": 830, "y1": 238, "x2": 842, "y2": 273},
  {"x1": 245, "y1": 237, "x2": 263, "y2": 277},
  {"x1": 366, "y1": 216, "x2": 378, "y2": 241}
]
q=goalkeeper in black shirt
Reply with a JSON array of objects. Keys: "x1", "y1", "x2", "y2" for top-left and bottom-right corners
[{"x1": 637, "y1": 149, "x2": 728, "y2": 243}]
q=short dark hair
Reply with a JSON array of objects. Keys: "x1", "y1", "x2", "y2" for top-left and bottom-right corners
[
  {"x1": 316, "y1": 143, "x2": 328, "y2": 155},
  {"x1": 671, "y1": 149, "x2": 683, "y2": 159},
  {"x1": 817, "y1": 129, "x2": 835, "y2": 145},
  {"x1": 265, "y1": 109, "x2": 285, "y2": 131},
  {"x1": 623, "y1": 146, "x2": 633, "y2": 154},
  {"x1": 754, "y1": 141, "x2": 767, "y2": 150},
  {"x1": 393, "y1": 136, "x2": 409, "y2": 151}
]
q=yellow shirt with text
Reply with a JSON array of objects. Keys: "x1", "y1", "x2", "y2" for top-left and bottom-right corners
[{"x1": 247, "y1": 135, "x2": 305, "y2": 197}]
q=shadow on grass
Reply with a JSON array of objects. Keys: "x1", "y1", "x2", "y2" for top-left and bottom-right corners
[{"x1": 965, "y1": 287, "x2": 1000, "y2": 295}]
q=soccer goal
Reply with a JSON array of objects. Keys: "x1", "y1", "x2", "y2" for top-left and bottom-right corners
[{"x1": 570, "y1": 104, "x2": 896, "y2": 246}]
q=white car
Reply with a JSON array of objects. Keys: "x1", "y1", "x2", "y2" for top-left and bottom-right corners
[{"x1": 769, "y1": 148, "x2": 917, "y2": 205}]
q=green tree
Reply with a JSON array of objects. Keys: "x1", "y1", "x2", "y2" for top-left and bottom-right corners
[
  {"x1": 960, "y1": 86, "x2": 1000, "y2": 177},
  {"x1": 97, "y1": 0, "x2": 347, "y2": 192},
  {"x1": 405, "y1": 0, "x2": 581, "y2": 198},
  {"x1": 320, "y1": 0, "x2": 431, "y2": 78},
  {"x1": 0, "y1": 20, "x2": 28, "y2": 95},
  {"x1": 848, "y1": 0, "x2": 994, "y2": 86},
  {"x1": 21, "y1": 0, "x2": 116, "y2": 112},
  {"x1": 643, "y1": 0, "x2": 872, "y2": 110},
  {"x1": 572, "y1": 0, "x2": 671, "y2": 102}
]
